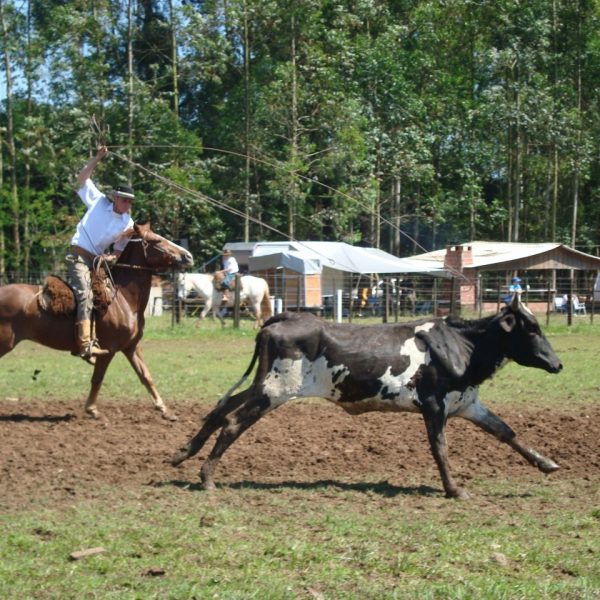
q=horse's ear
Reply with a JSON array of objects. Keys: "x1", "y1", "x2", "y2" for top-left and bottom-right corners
[{"x1": 133, "y1": 222, "x2": 152, "y2": 239}]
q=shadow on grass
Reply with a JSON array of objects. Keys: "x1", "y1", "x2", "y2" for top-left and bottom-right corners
[
  {"x1": 161, "y1": 478, "x2": 441, "y2": 497},
  {"x1": 0, "y1": 412, "x2": 75, "y2": 423}
]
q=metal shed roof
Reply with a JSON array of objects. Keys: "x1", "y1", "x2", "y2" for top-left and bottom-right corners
[
  {"x1": 250, "y1": 241, "x2": 448, "y2": 275},
  {"x1": 410, "y1": 241, "x2": 600, "y2": 272}
]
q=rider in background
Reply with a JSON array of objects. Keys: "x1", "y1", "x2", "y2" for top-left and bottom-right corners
[
  {"x1": 219, "y1": 249, "x2": 239, "y2": 301},
  {"x1": 504, "y1": 276, "x2": 523, "y2": 304},
  {"x1": 509, "y1": 276, "x2": 523, "y2": 295},
  {"x1": 66, "y1": 145, "x2": 135, "y2": 364}
]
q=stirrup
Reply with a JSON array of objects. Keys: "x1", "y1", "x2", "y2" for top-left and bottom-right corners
[
  {"x1": 89, "y1": 339, "x2": 110, "y2": 356},
  {"x1": 79, "y1": 340, "x2": 110, "y2": 362},
  {"x1": 79, "y1": 352, "x2": 97, "y2": 366}
]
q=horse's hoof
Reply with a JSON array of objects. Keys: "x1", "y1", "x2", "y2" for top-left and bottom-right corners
[
  {"x1": 85, "y1": 407, "x2": 101, "y2": 419},
  {"x1": 162, "y1": 411, "x2": 178, "y2": 422},
  {"x1": 201, "y1": 480, "x2": 217, "y2": 491}
]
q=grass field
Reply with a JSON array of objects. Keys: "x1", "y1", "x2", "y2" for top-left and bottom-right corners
[{"x1": 0, "y1": 313, "x2": 599, "y2": 599}]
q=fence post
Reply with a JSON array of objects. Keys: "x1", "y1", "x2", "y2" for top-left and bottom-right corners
[
  {"x1": 449, "y1": 277, "x2": 457, "y2": 317},
  {"x1": 336, "y1": 289, "x2": 343, "y2": 323},
  {"x1": 477, "y1": 273, "x2": 482, "y2": 318},
  {"x1": 496, "y1": 278, "x2": 501, "y2": 313}
]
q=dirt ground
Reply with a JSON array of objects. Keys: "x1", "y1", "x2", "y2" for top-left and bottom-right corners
[{"x1": 1, "y1": 398, "x2": 599, "y2": 511}]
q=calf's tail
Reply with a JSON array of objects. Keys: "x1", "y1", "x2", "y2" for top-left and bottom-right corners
[{"x1": 215, "y1": 339, "x2": 261, "y2": 408}]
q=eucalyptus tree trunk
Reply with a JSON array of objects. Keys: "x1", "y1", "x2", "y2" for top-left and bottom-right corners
[
  {"x1": 127, "y1": 0, "x2": 134, "y2": 181},
  {"x1": 391, "y1": 177, "x2": 401, "y2": 255},
  {"x1": 169, "y1": 0, "x2": 179, "y2": 117},
  {"x1": 23, "y1": 0, "x2": 34, "y2": 280},
  {"x1": 0, "y1": 125, "x2": 4, "y2": 279},
  {"x1": 571, "y1": 1, "x2": 583, "y2": 249},
  {"x1": 243, "y1": 0, "x2": 250, "y2": 242},
  {"x1": 371, "y1": 152, "x2": 381, "y2": 249},
  {"x1": 0, "y1": 0, "x2": 20, "y2": 278},
  {"x1": 287, "y1": 12, "x2": 299, "y2": 240},
  {"x1": 513, "y1": 78, "x2": 522, "y2": 242},
  {"x1": 551, "y1": 0, "x2": 559, "y2": 243},
  {"x1": 506, "y1": 126, "x2": 513, "y2": 242}
]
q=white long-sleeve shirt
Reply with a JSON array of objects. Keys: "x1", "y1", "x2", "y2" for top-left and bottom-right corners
[{"x1": 71, "y1": 179, "x2": 134, "y2": 255}]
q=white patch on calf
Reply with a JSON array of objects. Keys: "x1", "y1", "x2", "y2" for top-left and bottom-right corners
[
  {"x1": 262, "y1": 355, "x2": 350, "y2": 405},
  {"x1": 263, "y1": 321, "x2": 438, "y2": 412},
  {"x1": 358, "y1": 321, "x2": 437, "y2": 411}
]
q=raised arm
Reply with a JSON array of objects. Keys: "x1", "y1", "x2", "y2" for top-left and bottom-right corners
[{"x1": 77, "y1": 145, "x2": 108, "y2": 188}]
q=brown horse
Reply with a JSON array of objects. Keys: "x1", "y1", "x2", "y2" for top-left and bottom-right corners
[{"x1": 0, "y1": 223, "x2": 193, "y2": 420}]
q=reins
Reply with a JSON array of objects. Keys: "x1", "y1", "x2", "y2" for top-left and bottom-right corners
[{"x1": 112, "y1": 264, "x2": 155, "y2": 271}]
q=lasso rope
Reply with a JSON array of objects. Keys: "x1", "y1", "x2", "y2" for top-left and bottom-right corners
[{"x1": 106, "y1": 144, "x2": 465, "y2": 281}]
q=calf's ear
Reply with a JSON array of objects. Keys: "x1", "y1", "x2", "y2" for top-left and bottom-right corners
[
  {"x1": 499, "y1": 313, "x2": 516, "y2": 332},
  {"x1": 416, "y1": 324, "x2": 472, "y2": 379}
]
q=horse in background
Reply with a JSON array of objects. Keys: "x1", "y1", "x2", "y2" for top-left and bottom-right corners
[
  {"x1": 214, "y1": 275, "x2": 272, "y2": 328},
  {"x1": 178, "y1": 272, "x2": 272, "y2": 328},
  {"x1": 0, "y1": 223, "x2": 193, "y2": 420},
  {"x1": 177, "y1": 272, "x2": 215, "y2": 319}
]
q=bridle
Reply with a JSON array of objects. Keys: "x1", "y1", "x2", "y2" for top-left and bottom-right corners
[{"x1": 114, "y1": 235, "x2": 172, "y2": 271}]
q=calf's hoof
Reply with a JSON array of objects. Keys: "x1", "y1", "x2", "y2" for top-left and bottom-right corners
[
  {"x1": 171, "y1": 449, "x2": 188, "y2": 467},
  {"x1": 446, "y1": 487, "x2": 470, "y2": 501},
  {"x1": 200, "y1": 470, "x2": 216, "y2": 490},
  {"x1": 537, "y1": 458, "x2": 560, "y2": 474},
  {"x1": 201, "y1": 480, "x2": 217, "y2": 491}
]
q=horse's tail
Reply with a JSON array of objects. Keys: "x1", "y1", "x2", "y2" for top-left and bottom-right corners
[
  {"x1": 260, "y1": 281, "x2": 272, "y2": 321},
  {"x1": 215, "y1": 335, "x2": 262, "y2": 408}
]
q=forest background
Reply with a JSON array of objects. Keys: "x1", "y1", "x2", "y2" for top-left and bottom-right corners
[{"x1": 1, "y1": 0, "x2": 599, "y2": 280}]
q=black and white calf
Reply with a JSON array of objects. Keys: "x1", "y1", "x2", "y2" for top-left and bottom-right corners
[{"x1": 173, "y1": 295, "x2": 562, "y2": 498}]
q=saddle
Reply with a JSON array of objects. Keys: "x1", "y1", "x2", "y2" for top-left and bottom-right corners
[
  {"x1": 38, "y1": 270, "x2": 114, "y2": 317},
  {"x1": 214, "y1": 269, "x2": 236, "y2": 292}
]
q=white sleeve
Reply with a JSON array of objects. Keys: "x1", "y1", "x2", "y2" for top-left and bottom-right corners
[
  {"x1": 113, "y1": 216, "x2": 135, "y2": 252},
  {"x1": 77, "y1": 179, "x2": 105, "y2": 209}
]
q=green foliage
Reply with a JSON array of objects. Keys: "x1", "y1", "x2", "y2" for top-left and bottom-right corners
[{"x1": 2, "y1": 0, "x2": 600, "y2": 275}]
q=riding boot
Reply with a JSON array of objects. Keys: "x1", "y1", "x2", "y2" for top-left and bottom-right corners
[{"x1": 76, "y1": 319, "x2": 110, "y2": 365}]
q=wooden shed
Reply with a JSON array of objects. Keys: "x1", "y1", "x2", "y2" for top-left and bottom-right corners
[{"x1": 408, "y1": 241, "x2": 600, "y2": 312}]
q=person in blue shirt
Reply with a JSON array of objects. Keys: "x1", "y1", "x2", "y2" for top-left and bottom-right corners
[
  {"x1": 509, "y1": 276, "x2": 523, "y2": 294},
  {"x1": 504, "y1": 276, "x2": 523, "y2": 304}
]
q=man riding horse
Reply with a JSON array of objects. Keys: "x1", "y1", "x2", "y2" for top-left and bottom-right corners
[
  {"x1": 66, "y1": 145, "x2": 135, "y2": 364},
  {"x1": 214, "y1": 249, "x2": 239, "y2": 302}
]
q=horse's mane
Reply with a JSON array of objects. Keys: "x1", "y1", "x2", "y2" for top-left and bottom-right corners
[{"x1": 115, "y1": 229, "x2": 144, "y2": 267}]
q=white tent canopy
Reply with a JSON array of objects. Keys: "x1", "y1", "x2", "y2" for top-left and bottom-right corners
[
  {"x1": 248, "y1": 251, "x2": 321, "y2": 275},
  {"x1": 250, "y1": 241, "x2": 448, "y2": 276}
]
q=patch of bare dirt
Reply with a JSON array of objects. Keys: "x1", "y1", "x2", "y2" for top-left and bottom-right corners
[{"x1": 0, "y1": 398, "x2": 598, "y2": 511}]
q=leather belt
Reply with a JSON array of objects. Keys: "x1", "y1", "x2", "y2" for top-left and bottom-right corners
[{"x1": 70, "y1": 245, "x2": 97, "y2": 261}]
